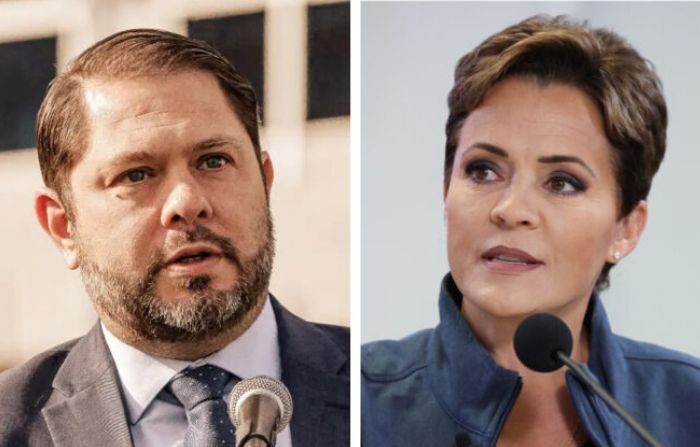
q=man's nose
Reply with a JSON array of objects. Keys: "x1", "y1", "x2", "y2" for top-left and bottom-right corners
[
  {"x1": 489, "y1": 182, "x2": 540, "y2": 230},
  {"x1": 160, "y1": 177, "x2": 213, "y2": 228}
]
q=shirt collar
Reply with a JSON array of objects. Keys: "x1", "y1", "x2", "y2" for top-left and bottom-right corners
[{"x1": 102, "y1": 295, "x2": 281, "y2": 424}]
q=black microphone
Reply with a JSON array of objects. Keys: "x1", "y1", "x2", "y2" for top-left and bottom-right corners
[
  {"x1": 514, "y1": 313, "x2": 664, "y2": 447},
  {"x1": 228, "y1": 376, "x2": 293, "y2": 447}
]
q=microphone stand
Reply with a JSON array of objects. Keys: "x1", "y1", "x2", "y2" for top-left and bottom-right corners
[{"x1": 556, "y1": 351, "x2": 663, "y2": 447}]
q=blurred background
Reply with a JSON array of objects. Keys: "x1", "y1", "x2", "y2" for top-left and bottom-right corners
[
  {"x1": 362, "y1": 2, "x2": 700, "y2": 358},
  {"x1": 0, "y1": 0, "x2": 349, "y2": 370}
]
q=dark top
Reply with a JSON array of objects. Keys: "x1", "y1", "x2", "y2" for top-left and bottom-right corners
[
  {"x1": 0, "y1": 296, "x2": 350, "y2": 447},
  {"x1": 362, "y1": 274, "x2": 700, "y2": 446}
]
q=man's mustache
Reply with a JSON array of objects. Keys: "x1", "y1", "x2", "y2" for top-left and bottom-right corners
[{"x1": 150, "y1": 225, "x2": 243, "y2": 275}]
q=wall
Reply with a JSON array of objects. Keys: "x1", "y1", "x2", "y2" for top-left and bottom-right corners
[
  {"x1": 361, "y1": 2, "x2": 700, "y2": 359},
  {"x1": 0, "y1": 0, "x2": 349, "y2": 368}
]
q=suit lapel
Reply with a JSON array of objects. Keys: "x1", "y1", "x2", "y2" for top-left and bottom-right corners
[
  {"x1": 40, "y1": 300, "x2": 347, "y2": 447},
  {"x1": 271, "y1": 297, "x2": 350, "y2": 447},
  {"x1": 42, "y1": 324, "x2": 133, "y2": 447}
]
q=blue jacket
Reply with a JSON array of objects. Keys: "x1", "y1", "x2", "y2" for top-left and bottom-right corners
[{"x1": 362, "y1": 275, "x2": 700, "y2": 446}]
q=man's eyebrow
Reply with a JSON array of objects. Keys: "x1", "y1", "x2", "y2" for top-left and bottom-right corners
[
  {"x1": 538, "y1": 155, "x2": 596, "y2": 177},
  {"x1": 102, "y1": 137, "x2": 246, "y2": 171},
  {"x1": 192, "y1": 136, "x2": 246, "y2": 153},
  {"x1": 106, "y1": 150, "x2": 155, "y2": 167},
  {"x1": 465, "y1": 142, "x2": 509, "y2": 158},
  {"x1": 97, "y1": 150, "x2": 155, "y2": 179}
]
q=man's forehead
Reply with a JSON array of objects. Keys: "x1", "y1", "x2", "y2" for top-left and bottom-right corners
[
  {"x1": 81, "y1": 71, "x2": 229, "y2": 125},
  {"x1": 74, "y1": 71, "x2": 255, "y2": 166}
]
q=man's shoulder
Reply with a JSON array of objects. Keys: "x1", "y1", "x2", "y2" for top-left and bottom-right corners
[
  {"x1": 309, "y1": 321, "x2": 349, "y2": 357},
  {"x1": 0, "y1": 336, "x2": 80, "y2": 398},
  {"x1": 270, "y1": 296, "x2": 349, "y2": 375},
  {"x1": 361, "y1": 328, "x2": 433, "y2": 382},
  {"x1": 0, "y1": 337, "x2": 81, "y2": 438}
]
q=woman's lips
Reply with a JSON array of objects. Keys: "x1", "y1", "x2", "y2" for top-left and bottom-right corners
[{"x1": 481, "y1": 245, "x2": 544, "y2": 273}]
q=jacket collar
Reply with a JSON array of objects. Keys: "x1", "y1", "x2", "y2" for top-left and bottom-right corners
[
  {"x1": 42, "y1": 324, "x2": 133, "y2": 447},
  {"x1": 568, "y1": 293, "x2": 632, "y2": 446},
  {"x1": 584, "y1": 292, "x2": 628, "y2": 392},
  {"x1": 427, "y1": 274, "x2": 520, "y2": 438},
  {"x1": 427, "y1": 273, "x2": 627, "y2": 442},
  {"x1": 271, "y1": 295, "x2": 349, "y2": 447}
]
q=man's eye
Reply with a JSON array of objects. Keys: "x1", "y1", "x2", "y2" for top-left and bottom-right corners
[
  {"x1": 199, "y1": 155, "x2": 229, "y2": 170},
  {"x1": 120, "y1": 169, "x2": 150, "y2": 184}
]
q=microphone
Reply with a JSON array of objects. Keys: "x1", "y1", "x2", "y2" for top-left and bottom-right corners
[
  {"x1": 514, "y1": 313, "x2": 664, "y2": 447},
  {"x1": 228, "y1": 376, "x2": 293, "y2": 447}
]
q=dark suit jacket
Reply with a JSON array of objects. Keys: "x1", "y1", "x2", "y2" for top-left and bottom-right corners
[{"x1": 0, "y1": 296, "x2": 349, "y2": 447}]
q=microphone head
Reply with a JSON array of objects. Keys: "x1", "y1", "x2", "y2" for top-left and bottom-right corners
[
  {"x1": 514, "y1": 313, "x2": 573, "y2": 373},
  {"x1": 228, "y1": 375, "x2": 293, "y2": 433}
]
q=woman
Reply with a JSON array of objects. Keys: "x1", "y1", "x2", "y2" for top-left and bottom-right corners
[{"x1": 362, "y1": 15, "x2": 700, "y2": 446}]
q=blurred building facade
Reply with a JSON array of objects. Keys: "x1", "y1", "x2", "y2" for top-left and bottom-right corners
[{"x1": 0, "y1": 0, "x2": 349, "y2": 370}]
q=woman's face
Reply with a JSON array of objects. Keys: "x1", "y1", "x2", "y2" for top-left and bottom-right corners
[{"x1": 444, "y1": 77, "x2": 646, "y2": 323}]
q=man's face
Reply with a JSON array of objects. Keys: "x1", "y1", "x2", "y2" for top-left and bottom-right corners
[{"x1": 67, "y1": 70, "x2": 274, "y2": 342}]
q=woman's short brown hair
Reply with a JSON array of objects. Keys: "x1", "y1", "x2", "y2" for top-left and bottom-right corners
[
  {"x1": 36, "y1": 29, "x2": 262, "y2": 214},
  {"x1": 444, "y1": 15, "x2": 667, "y2": 290}
]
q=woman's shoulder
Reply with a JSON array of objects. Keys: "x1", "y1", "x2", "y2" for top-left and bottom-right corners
[
  {"x1": 615, "y1": 335, "x2": 700, "y2": 377},
  {"x1": 361, "y1": 328, "x2": 433, "y2": 382}
]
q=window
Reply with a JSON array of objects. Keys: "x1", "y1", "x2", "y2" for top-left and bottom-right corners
[
  {"x1": 0, "y1": 37, "x2": 56, "y2": 150},
  {"x1": 307, "y1": 2, "x2": 350, "y2": 119},
  {"x1": 188, "y1": 13, "x2": 265, "y2": 121}
]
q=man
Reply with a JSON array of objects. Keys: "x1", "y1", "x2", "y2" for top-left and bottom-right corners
[{"x1": 0, "y1": 29, "x2": 349, "y2": 447}]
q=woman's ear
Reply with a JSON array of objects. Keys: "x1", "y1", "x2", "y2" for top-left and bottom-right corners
[
  {"x1": 35, "y1": 188, "x2": 80, "y2": 270},
  {"x1": 608, "y1": 201, "x2": 648, "y2": 263}
]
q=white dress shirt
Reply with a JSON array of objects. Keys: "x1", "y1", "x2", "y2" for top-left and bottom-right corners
[{"x1": 102, "y1": 296, "x2": 293, "y2": 447}]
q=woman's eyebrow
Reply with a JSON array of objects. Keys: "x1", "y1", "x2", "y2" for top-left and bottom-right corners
[
  {"x1": 538, "y1": 155, "x2": 596, "y2": 177},
  {"x1": 465, "y1": 142, "x2": 597, "y2": 178},
  {"x1": 465, "y1": 142, "x2": 509, "y2": 158}
]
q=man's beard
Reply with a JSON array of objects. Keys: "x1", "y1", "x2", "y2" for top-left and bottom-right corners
[{"x1": 78, "y1": 213, "x2": 275, "y2": 343}]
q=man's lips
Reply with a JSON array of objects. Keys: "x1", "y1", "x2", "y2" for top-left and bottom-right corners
[
  {"x1": 166, "y1": 244, "x2": 223, "y2": 266},
  {"x1": 481, "y1": 245, "x2": 544, "y2": 270}
]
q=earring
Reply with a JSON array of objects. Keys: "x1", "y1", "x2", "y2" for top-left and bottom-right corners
[{"x1": 612, "y1": 251, "x2": 621, "y2": 262}]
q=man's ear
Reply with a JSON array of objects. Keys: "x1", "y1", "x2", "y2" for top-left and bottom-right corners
[
  {"x1": 260, "y1": 150, "x2": 274, "y2": 195},
  {"x1": 608, "y1": 201, "x2": 648, "y2": 263},
  {"x1": 35, "y1": 188, "x2": 80, "y2": 270}
]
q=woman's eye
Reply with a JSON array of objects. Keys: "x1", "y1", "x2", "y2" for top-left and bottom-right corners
[
  {"x1": 200, "y1": 155, "x2": 229, "y2": 170},
  {"x1": 546, "y1": 173, "x2": 586, "y2": 195},
  {"x1": 466, "y1": 161, "x2": 500, "y2": 183}
]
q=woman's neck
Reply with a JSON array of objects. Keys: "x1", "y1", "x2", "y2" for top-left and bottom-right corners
[
  {"x1": 459, "y1": 296, "x2": 592, "y2": 446},
  {"x1": 459, "y1": 296, "x2": 591, "y2": 373}
]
